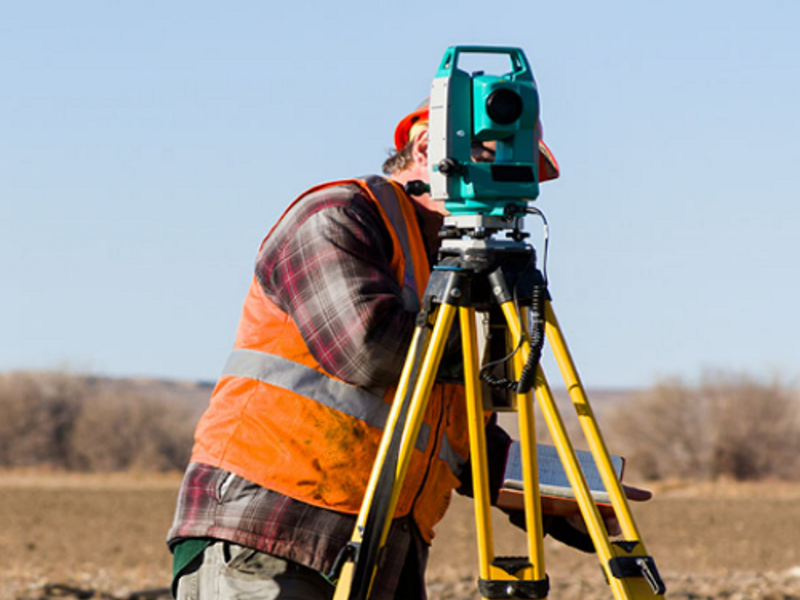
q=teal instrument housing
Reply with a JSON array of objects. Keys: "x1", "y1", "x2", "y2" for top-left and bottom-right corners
[{"x1": 428, "y1": 46, "x2": 541, "y2": 217}]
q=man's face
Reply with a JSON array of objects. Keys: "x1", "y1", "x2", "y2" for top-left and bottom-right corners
[{"x1": 471, "y1": 140, "x2": 497, "y2": 163}]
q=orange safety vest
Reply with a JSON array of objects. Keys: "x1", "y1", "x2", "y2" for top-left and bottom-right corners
[{"x1": 191, "y1": 176, "x2": 472, "y2": 543}]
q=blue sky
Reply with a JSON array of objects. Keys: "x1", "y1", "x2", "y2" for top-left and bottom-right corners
[{"x1": 2, "y1": 1, "x2": 798, "y2": 389}]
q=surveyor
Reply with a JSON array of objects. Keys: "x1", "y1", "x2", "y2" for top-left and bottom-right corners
[{"x1": 166, "y1": 99, "x2": 577, "y2": 600}]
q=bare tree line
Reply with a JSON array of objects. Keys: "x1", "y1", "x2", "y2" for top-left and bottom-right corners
[
  {"x1": 1, "y1": 370, "x2": 798, "y2": 481},
  {"x1": 606, "y1": 371, "x2": 800, "y2": 481},
  {"x1": 0, "y1": 371, "x2": 199, "y2": 472}
]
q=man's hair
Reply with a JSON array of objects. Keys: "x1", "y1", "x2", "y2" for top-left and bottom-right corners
[{"x1": 382, "y1": 142, "x2": 415, "y2": 175}]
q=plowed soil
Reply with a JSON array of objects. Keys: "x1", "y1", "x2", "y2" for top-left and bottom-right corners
[{"x1": 1, "y1": 472, "x2": 799, "y2": 600}]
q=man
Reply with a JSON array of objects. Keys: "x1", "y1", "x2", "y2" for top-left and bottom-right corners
[{"x1": 167, "y1": 101, "x2": 565, "y2": 600}]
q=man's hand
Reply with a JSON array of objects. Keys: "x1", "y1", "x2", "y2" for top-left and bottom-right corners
[
  {"x1": 506, "y1": 483, "x2": 653, "y2": 553},
  {"x1": 564, "y1": 484, "x2": 652, "y2": 537},
  {"x1": 564, "y1": 512, "x2": 620, "y2": 537}
]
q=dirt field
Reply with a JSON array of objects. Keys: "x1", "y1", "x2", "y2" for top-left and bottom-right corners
[{"x1": 1, "y1": 472, "x2": 799, "y2": 600}]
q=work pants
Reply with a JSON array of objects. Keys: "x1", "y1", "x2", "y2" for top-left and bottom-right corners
[
  {"x1": 174, "y1": 540, "x2": 425, "y2": 600},
  {"x1": 175, "y1": 541, "x2": 333, "y2": 600}
]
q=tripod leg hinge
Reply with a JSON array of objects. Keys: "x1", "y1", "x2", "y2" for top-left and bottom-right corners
[
  {"x1": 608, "y1": 555, "x2": 666, "y2": 595},
  {"x1": 477, "y1": 575, "x2": 549, "y2": 599}
]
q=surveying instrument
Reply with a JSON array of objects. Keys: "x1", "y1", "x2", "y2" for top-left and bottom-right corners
[{"x1": 332, "y1": 46, "x2": 666, "y2": 600}]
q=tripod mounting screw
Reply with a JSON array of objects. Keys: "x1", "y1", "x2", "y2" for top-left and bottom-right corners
[{"x1": 450, "y1": 288, "x2": 462, "y2": 298}]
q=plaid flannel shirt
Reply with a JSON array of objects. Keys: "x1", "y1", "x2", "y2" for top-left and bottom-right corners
[{"x1": 167, "y1": 181, "x2": 510, "y2": 599}]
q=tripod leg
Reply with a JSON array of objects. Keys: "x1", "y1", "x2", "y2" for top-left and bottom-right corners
[
  {"x1": 532, "y1": 368, "x2": 668, "y2": 599},
  {"x1": 504, "y1": 297, "x2": 665, "y2": 598},
  {"x1": 459, "y1": 306, "x2": 495, "y2": 578},
  {"x1": 543, "y1": 302, "x2": 666, "y2": 598},
  {"x1": 465, "y1": 303, "x2": 549, "y2": 600},
  {"x1": 501, "y1": 297, "x2": 612, "y2": 552},
  {"x1": 333, "y1": 300, "x2": 458, "y2": 600},
  {"x1": 511, "y1": 306, "x2": 547, "y2": 579},
  {"x1": 544, "y1": 302, "x2": 640, "y2": 539}
]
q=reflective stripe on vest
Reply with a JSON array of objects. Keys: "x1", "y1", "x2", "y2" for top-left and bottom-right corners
[{"x1": 222, "y1": 348, "x2": 466, "y2": 477}]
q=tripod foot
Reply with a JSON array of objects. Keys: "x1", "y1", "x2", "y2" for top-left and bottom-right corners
[
  {"x1": 479, "y1": 559, "x2": 549, "y2": 599},
  {"x1": 608, "y1": 551, "x2": 666, "y2": 596}
]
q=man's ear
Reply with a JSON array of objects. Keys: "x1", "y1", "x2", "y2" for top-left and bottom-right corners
[{"x1": 412, "y1": 130, "x2": 429, "y2": 167}]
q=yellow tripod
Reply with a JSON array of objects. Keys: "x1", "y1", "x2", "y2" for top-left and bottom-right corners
[{"x1": 332, "y1": 220, "x2": 666, "y2": 600}]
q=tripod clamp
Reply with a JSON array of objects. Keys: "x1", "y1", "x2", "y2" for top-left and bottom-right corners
[{"x1": 608, "y1": 546, "x2": 666, "y2": 596}]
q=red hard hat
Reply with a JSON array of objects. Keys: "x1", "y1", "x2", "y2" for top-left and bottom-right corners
[{"x1": 393, "y1": 102, "x2": 560, "y2": 182}]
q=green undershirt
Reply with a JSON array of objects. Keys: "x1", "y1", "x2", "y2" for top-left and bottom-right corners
[{"x1": 171, "y1": 539, "x2": 212, "y2": 596}]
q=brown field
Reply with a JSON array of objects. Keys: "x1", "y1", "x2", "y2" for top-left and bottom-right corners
[{"x1": 1, "y1": 472, "x2": 799, "y2": 600}]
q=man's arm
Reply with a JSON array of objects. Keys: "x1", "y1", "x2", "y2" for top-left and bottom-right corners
[
  {"x1": 455, "y1": 414, "x2": 512, "y2": 504},
  {"x1": 257, "y1": 190, "x2": 418, "y2": 388}
]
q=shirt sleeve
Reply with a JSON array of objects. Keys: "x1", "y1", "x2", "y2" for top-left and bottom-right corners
[
  {"x1": 455, "y1": 413, "x2": 512, "y2": 503},
  {"x1": 256, "y1": 190, "x2": 418, "y2": 388}
]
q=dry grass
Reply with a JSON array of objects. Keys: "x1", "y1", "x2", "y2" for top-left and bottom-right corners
[{"x1": 2, "y1": 472, "x2": 800, "y2": 600}]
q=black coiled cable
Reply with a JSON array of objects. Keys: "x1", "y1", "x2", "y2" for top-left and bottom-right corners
[
  {"x1": 479, "y1": 205, "x2": 549, "y2": 395},
  {"x1": 478, "y1": 282, "x2": 547, "y2": 395}
]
